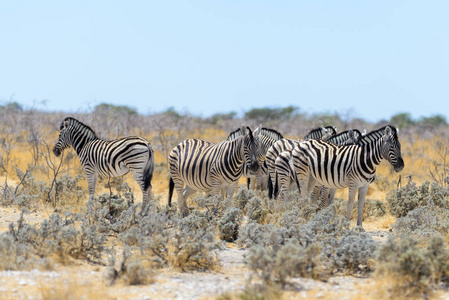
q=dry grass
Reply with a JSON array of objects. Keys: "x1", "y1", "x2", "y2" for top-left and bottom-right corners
[{"x1": 40, "y1": 277, "x2": 111, "y2": 300}]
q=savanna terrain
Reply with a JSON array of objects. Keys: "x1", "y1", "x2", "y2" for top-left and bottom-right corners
[{"x1": 1, "y1": 103, "x2": 449, "y2": 300}]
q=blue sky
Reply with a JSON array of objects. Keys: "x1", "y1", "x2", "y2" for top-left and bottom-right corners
[{"x1": 1, "y1": 1, "x2": 448, "y2": 122}]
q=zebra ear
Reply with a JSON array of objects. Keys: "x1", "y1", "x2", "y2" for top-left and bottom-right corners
[
  {"x1": 254, "y1": 124, "x2": 262, "y2": 136},
  {"x1": 63, "y1": 120, "x2": 70, "y2": 129},
  {"x1": 384, "y1": 126, "x2": 392, "y2": 136},
  {"x1": 348, "y1": 129, "x2": 354, "y2": 139},
  {"x1": 240, "y1": 125, "x2": 247, "y2": 136}
]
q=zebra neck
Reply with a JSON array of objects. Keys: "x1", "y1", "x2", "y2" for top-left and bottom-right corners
[
  {"x1": 359, "y1": 138, "x2": 383, "y2": 173},
  {"x1": 71, "y1": 132, "x2": 98, "y2": 155}
]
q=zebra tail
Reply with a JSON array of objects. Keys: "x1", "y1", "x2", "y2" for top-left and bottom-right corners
[
  {"x1": 288, "y1": 156, "x2": 301, "y2": 196},
  {"x1": 168, "y1": 177, "x2": 175, "y2": 207},
  {"x1": 143, "y1": 145, "x2": 154, "y2": 191},
  {"x1": 273, "y1": 172, "x2": 279, "y2": 199},
  {"x1": 267, "y1": 174, "x2": 273, "y2": 199},
  {"x1": 247, "y1": 178, "x2": 251, "y2": 189}
]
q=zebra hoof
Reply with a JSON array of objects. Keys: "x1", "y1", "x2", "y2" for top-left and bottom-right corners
[
  {"x1": 354, "y1": 225, "x2": 365, "y2": 232},
  {"x1": 179, "y1": 207, "x2": 190, "y2": 218}
]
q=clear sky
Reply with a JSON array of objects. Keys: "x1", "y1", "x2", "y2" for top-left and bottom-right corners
[{"x1": 1, "y1": 1, "x2": 448, "y2": 122}]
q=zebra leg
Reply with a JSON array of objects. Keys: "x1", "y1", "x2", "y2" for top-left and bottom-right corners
[
  {"x1": 277, "y1": 171, "x2": 290, "y2": 200},
  {"x1": 327, "y1": 188, "x2": 337, "y2": 206},
  {"x1": 318, "y1": 186, "x2": 330, "y2": 209},
  {"x1": 346, "y1": 184, "x2": 358, "y2": 224},
  {"x1": 356, "y1": 185, "x2": 369, "y2": 227},
  {"x1": 172, "y1": 178, "x2": 189, "y2": 217},
  {"x1": 85, "y1": 169, "x2": 98, "y2": 200},
  {"x1": 311, "y1": 185, "x2": 321, "y2": 204}
]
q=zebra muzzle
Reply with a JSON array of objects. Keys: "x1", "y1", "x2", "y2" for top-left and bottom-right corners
[{"x1": 53, "y1": 147, "x2": 61, "y2": 157}]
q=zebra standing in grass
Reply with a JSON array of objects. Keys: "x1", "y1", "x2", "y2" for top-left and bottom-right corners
[
  {"x1": 226, "y1": 125, "x2": 283, "y2": 190},
  {"x1": 272, "y1": 129, "x2": 362, "y2": 201},
  {"x1": 168, "y1": 125, "x2": 259, "y2": 217},
  {"x1": 53, "y1": 117, "x2": 155, "y2": 212},
  {"x1": 265, "y1": 126, "x2": 337, "y2": 199},
  {"x1": 312, "y1": 129, "x2": 363, "y2": 207},
  {"x1": 290, "y1": 125, "x2": 404, "y2": 227}
]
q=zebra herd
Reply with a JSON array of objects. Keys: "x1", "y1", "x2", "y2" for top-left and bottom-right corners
[{"x1": 53, "y1": 117, "x2": 404, "y2": 228}]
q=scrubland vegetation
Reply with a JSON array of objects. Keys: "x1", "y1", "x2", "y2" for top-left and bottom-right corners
[{"x1": 1, "y1": 102, "x2": 449, "y2": 299}]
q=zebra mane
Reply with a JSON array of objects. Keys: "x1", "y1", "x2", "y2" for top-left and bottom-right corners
[
  {"x1": 259, "y1": 127, "x2": 283, "y2": 141},
  {"x1": 62, "y1": 117, "x2": 98, "y2": 138},
  {"x1": 326, "y1": 129, "x2": 362, "y2": 145},
  {"x1": 304, "y1": 126, "x2": 336, "y2": 140},
  {"x1": 357, "y1": 125, "x2": 398, "y2": 146},
  {"x1": 324, "y1": 125, "x2": 337, "y2": 136},
  {"x1": 226, "y1": 126, "x2": 251, "y2": 141}
]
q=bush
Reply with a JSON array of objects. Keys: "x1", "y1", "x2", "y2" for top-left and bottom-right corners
[
  {"x1": 375, "y1": 235, "x2": 449, "y2": 298},
  {"x1": 218, "y1": 207, "x2": 243, "y2": 242},
  {"x1": 245, "y1": 240, "x2": 330, "y2": 286},
  {"x1": 240, "y1": 204, "x2": 377, "y2": 286},
  {"x1": 392, "y1": 205, "x2": 449, "y2": 242},
  {"x1": 387, "y1": 181, "x2": 449, "y2": 218},
  {"x1": 334, "y1": 198, "x2": 387, "y2": 221},
  {"x1": 0, "y1": 210, "x2": 106, "y2": 270}
]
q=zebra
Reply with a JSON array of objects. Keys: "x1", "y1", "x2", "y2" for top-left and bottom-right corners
[
  {"x1": 273, "y1": 129, "x2": 362, "y2": 202},
  {"x1": 266, "y1": 126, "x2": 337, "y2": 199},
  {"x1": 226, "y1": 125, "x2": 283, "y2": 190},
  {"x1": 168, "y1": 125, "x2": 259, "y2": 217},
  {"x1": 289, "y1": 125, "x2": 404, "y2": 227},
  {"x1": 312, "y1": 129, "x2": 363, "y2": 206},
  {"x1": 52, "y1": 117, "x2": 155, "y2": 212}
]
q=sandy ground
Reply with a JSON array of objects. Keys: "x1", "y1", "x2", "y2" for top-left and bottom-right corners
[{"x1": 1, "y1": 206, "x2": 449, "y2": 300}]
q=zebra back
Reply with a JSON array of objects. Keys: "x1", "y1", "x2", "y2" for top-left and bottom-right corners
[
  {"x1": 325, "y1": 129, "x2": 362, "y2": 146},
  {"x1": 256, "y1": 126, "x2": 284, "y2": 153},
  {"x1": 304, "y1": 126, "x2": 337, "y2": 140},
  {"x1": 357, "y1": 125, "x2": 398, "y2": 147}
]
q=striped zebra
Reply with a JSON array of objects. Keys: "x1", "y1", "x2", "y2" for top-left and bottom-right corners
[
  {"x1": 273, "y1": 129, "x2": 362, "y2": 201},
  {"x1": 266, "y1": 126, "x2": 337, "y2": 199},
  {"x1": 168, "y1": 125, "x2": 259, "y2": 217},
  {"x1": 312, "y1": 129, "x2": 363, "y2": 206},
  {"x1": 290, "y1": 125, "x2": 404, "y2": 227},
  {"x1": 52, "y1": 117, "x2": 155, "y2": 212},
  {"x1": 226, "y1": 125, "x2": 283, "y2": 190}
]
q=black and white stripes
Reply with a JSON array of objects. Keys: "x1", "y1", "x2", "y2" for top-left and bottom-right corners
[
  {"x1": 53, "y1": 117, "x2": 155, "y2": 211},
  {"x1": 290, "y1": 125, "x2": 404, "y2": 227},
  {"x1": 168, "y1": 125, "x2": 259, "y2": 216}
]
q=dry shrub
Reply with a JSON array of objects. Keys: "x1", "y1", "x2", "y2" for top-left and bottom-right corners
[
  {"x1": 241, "y1": 205, "x2": 378, "y2": 286},
  {"x1": 333, "y1": 198, "x2": 387, "y2": 222},
  {"x1": 375, "y1": 235, "x2": 449, "y2": 299},
  {"x1": 167, "y1": 210, "x2": 221, "y2": 271},
  {"x1": 387, "y1": 181, "x2": 449, "y2": 218},
  {"x1": 393, "y1": 205, "x2": 449, "y2": 243},
  {"x1": 0, "y1": 209, "x2": 106, "y2": 270},
  {"x1": 218, "y1": 207, "x2": 243, "y2": 242},
  {"x1": 40, "y1": 277, "x2": 111, "y2": 300},
  {"x1": 105, "y1": 247, "x2": 154, "y2": 286}
]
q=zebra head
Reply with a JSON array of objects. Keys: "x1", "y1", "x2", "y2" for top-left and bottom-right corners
[
  {"x1": 381, "y1": 126, "x2": 404, "y2": 172},
  {"x1": 253, "y1": 124, "x2": 266, "y2": 166},
  {"x1": 53, "y1": 119, "x2": 72, "y2": 157},
  {"x1": 53, "y1": 117, "x2": 97, "y2": 157},
  {"x1": 241, "y1": 125, "x2": 260, "y2": 173}
]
